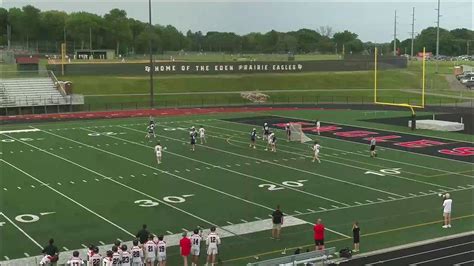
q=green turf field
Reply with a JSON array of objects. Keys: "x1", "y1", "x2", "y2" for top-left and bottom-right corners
[{"x1": 0, "y1": 109, "x2": 473, "y2": 265}]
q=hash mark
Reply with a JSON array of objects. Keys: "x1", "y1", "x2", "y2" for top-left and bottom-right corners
[
  {"x1": 354, "y1": 202, "x2": 362, "y2": 205},
  {"x1": 226, "y1": 221, "x2": 233, "y2": 225},
  {"x1": 294, "y1": 210, "x2": 302, "y2": 214},
  {"x1": 17, "y1": 187, "x2": 21, "y2": 190},
  {"x1": 306, "y1": 209, "x2": 316, "y2": 212},
  {"x1": 166, "y1": 231, "x2": 174, "y2": 235},
  {"x1": 130, "y1": 175, "x2": 135, "y2": 177},
  {"x1": 24, "y1": 253, "x2": 29, "y2": 257},
  {"x1": 57, "y1": 182, "x2": 62, "y2": 185},
  {"x1": 82, "y1": 180, "x2": 87, "y2": 183},
  {"x1": 141, "y1": 174, "x2": 147, "y2": 176},
  {"x1": 254, "y1": 217, "x2": 262, "y2": 220},
  {"x1": 331, "y1": 205, "x2": 339, "y2": 209},
  {"x1": 81, "y1": 244, "x2": 88, "y2": 248},
  {"x1": 319, "y1": 207, "x2": 327, "y2": 211},
  {"x1": 4, "y1": 256, "x2": 9, "y2": 260},
  {"x1": 99, "y1": 241, "x2": 105, "y2": 245},
  {"x1": 62, "y1": 247, "x2": 69, "y2": 251},
  {"x1": 30, "y1": 185, "x2": 35, "y2": 188},
  {"x1": 366, "y1": 200, "x2": 374, "y2": 203},
  {"x1": 240, "y1": 219, "x2": 248, "y2": 223},
  {"x1": 70, "y1": 181, "x2": 75, "y2": 184}
]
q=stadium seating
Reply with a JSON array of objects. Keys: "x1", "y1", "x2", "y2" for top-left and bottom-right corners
[{"x1": 0, "y1": 77, "x2": 69, "y2": 107}]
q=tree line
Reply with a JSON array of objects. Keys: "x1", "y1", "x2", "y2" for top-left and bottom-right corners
[{"x1": 0, "y1": 5, "x2": 472, "y2": 56}]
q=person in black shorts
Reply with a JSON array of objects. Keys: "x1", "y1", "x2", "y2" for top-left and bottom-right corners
[
  {"x1": 369, "y1": 137, "x2": 377, "y2": 158},
  {"x1": 352, "y1": 221, "x2": 360, "y2": 252},
  {"x1": 271, "y1": 205, "x2": 284, "y2": 240}
]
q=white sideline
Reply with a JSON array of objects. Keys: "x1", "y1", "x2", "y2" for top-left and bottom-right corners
[
  {"x1": 0, "y1": 217, "x2": 307, "y2": 265},
  {"x1": 0, "y1": 129, "x2": 40, "y2": 134}
]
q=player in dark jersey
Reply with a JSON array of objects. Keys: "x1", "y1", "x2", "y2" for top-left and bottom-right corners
[
  {"x1": 263, "y1": 123, "x2": 270, "y2": 141},
  {"x1": 145, "y1": 124, "x2": 156, "y2": 141},
  {"x1": 190, "y1": 126, "x2": 198, "y2": 151},
  {"x1": 250, "y1": 128, "x2": 257, "y2": 149}
]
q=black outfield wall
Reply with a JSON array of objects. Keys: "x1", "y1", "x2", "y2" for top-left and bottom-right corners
[{"x1": 47, "y1": 57, "x2": 406, "y2": 76}]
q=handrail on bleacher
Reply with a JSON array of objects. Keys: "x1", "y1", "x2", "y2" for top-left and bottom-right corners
[
  {"x1": 246, "y1": 247, "x2": 336, "y2": 266},
  {"x1": 48, "y1": 70, "x2": 67, "y2": 96}
]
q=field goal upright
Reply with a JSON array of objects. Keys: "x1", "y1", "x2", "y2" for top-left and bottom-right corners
[{"x1": 373, "y1": 47, "x2": 426, "y2": 129}]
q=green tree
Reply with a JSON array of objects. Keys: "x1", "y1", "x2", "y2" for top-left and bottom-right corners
[
  {"x1": 104, "y1": 9, "x2": 132, "y2": 55},
  {"x1": 66, "y1": 12, "x2": 103, "y2": 50}
]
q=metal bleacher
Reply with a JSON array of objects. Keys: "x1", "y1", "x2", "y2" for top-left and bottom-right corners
[{"x1": 0, "y1": 76, "x2": 83, "y2": 108}]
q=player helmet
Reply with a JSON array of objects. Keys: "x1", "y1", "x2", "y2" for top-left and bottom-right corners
[
  {"x1": 93, "y1": 246, "x2": 99, "y2": 253},
  {"x1": 210, "y1": 226, "x2": 216, "y2": 232},
  {"x1": 106, "y1": 250, "x2": 113, "y2": 257},
  {"x1": 194, "y1": 228, "x2": 199, "y2": 234},
  {"x1": 133, "y1": 239, "x2": 139, "y2": 246},
  {"x1": 121, "y1": 244, "x2": 127, "y2": 251},
  {"x1": 73, "y1": 251, "x2": 79, "y2": 257},
  {"x1": 264, "y1": 123, "x2": 268, "y2": 126}
]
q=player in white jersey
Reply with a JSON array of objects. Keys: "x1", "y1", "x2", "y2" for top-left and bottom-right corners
[
  {"x1": 206, "y1": 227, "x2": 221, "y2": 266},
  {"x1": 144, "y1": 236, "x2": 157, "y2": 266},
  {"x1": 102, "y1": 251, "x2": 113, "y2": 266},
  {"x1": 199, "y1": 126, "x2": 207, "y2": 144},
  {"x1": 145, "y1": 124, "x2": 156, "y2": 141},
  {"x1": 369, "y1": 137, "x2": 377, "y2": 157},
  {"x1": 315, "y1": 120, "x2": 321, "y2": 135},
  {"x1": 285, "y1": 123, "x2": 291, "y2": 141},
  {"x1": 89, "y1": 247, "x2": 102, "y2": 266},
  {"x1": 155, "y1": 141, "x2": 163, "y2": 164},
  {"x1": 191, "y1": 228, "x2": 203, "y2": 266},
  {"x1": 67, "y1": 251, "x2": 85, "y2": 266},
  {"x1": 156, "y1": 235, "x2": 167, "y2": 266},
  {"x1": 312, "y1": 141, "x2": 321, "y2": 163},
  {"x1": 190, "y1": 127, "x2": 198, "y2": 151},
  {"x1": 265, "y1": 132, "x2": 275, "y2": 151},
  {"x1": 130, "y1": 240, "x2": 144, "y2": 266},
  {"x1": 111, "y1": 246, "x2": 121, "y2": 266},
  {"x1": 120, "y1": 245, "x2": 133, "y2": 266}
]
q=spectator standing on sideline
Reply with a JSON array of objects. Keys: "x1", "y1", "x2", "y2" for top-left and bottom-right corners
[
  {"x1": 352, "y1": 221, "x2": 360, "y2": 252},
  {"x1": 313, "y1": 219, "x2": 325, "y2": 250},
  {"x1": 180, "y1": 232, "x2": 192, "y2": 266},
  {"x1": 136, "y1": 224, "x2": 150, "y2": 244},
  {"x1": 40, "y1": 238, "x2": 59, "y2": 265},
  {"x1": 271, "y1": 205, "x2": 284, "y2": 240},
  {"x1": 442, "y1": 193, "x2": 453, "y2": 228}
]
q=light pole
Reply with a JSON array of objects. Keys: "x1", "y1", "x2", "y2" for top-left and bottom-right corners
[
  {"x1": 149, "y1": 0, "x2": 154, "y2": 109},
  {"x1": 435, "y1": 0, "x2": 441, "y2": 73}
]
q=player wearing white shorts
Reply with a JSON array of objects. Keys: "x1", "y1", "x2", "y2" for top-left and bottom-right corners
[
  {"x1": 442, "y1": 193, "x2": 453, "y2": 228},
  {"x1": 120, "y1": 245, "x2": 132, "y2": 266},
  {"x1": 312, "y1": 141, "x2": 321, "y2": 163},
  {"x1": 190, "y1": 127, "x2": 198, "y2": 151},
  {"x1": 270, "y1": 133, "x2": 277, "y2": 152},
  {"x1": 67, "y1": 251, "x2": 84, "y2": 266},
  {"x1": 144, "y1": 236, "x2": 157, "y2": 266},
  {"x1": 145, "y1": 123, "x2": 156, "y2": 141},
  {"x1": 130, "y1": 240, "x2": 144, "y2": 266},
  {"x1": 206, "y1": 227, "x2": 221, "y2": 266},
  {"x1": 155, "y1": 142, "x2": 163, "y2": 164},
  {"x1": 315, "y1": 120, "x2": 321, "y2": 135},
  {"x1": 88, "y1": 247, "x2": 102, "y2": 266},
  {"x1": 191, "y1": 228, "x2": 203, "y2": 266},
  {"x1": 199, "y1": 126, "x2": 206, "y2": 144},
  {"x1": 156, "y1": 235, "x2": 167, "y2": 266}
]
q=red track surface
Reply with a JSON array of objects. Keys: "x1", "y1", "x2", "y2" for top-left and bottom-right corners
[{"x1": 0, "y1": 107, "x2": 325, "y2": 122}]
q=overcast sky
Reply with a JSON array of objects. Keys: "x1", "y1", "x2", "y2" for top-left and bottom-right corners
[{"x1": 2, "y1": 0, "x2": 473, "y2": 42}]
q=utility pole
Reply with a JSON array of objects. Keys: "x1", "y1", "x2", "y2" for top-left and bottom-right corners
[
  {"x1": 89, "y1": 27, "x2": 92, "y2": 50},
  {"x1": 435, "y1": 0, "x2": 441, "y2": 73},
  {"x1": 411, "y1": 7, "x2": 415, "y2": 58},
  {"x1": 148, "y1": 0, "x2": 154, "y2": 109},
  {"x1": 393, "y1": 10, "x2": 397, "y2": 56}
]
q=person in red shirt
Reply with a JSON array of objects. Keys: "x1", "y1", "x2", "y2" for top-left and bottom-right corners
[
  {"x1": 313, "y1": 218, "x2": 325, "y2": 251},
  {"x1": 180, "y1": 232, "x2": 192, "y2": 266}
]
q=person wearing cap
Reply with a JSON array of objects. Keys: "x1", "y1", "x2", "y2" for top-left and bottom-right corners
[
  {"x1": 442, "y1": 193, "x2": 453, "y2": 228},
  {"x1": 180, "y1": 232, "x2": 192, "y2": 266}
]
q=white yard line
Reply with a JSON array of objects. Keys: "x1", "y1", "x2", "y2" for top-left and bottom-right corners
[
  {"x1": 145, "y1": 124, "x2": 404, "y2": 198},
  {"x1": 116, "y1": 126, "x2": 349, "y2": 206},
  {"x1": 0, "y1": 159, "x2": 135, "y2": 238},
  {"x1": 39, "y1": 127, "x2": 350, "y2": 239},
  {"x1": 0, "y1": 212, "x2": 43, "y2": 249},
  {"x1": 203, "y1": 121, "x2": 467, "y2": 184},
  {"x1": 267, "y1": 114, "x2": 474, "y2": 166},
  {"x1": 4, "y1": 134, "x2": 227, "y2": 236}
]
